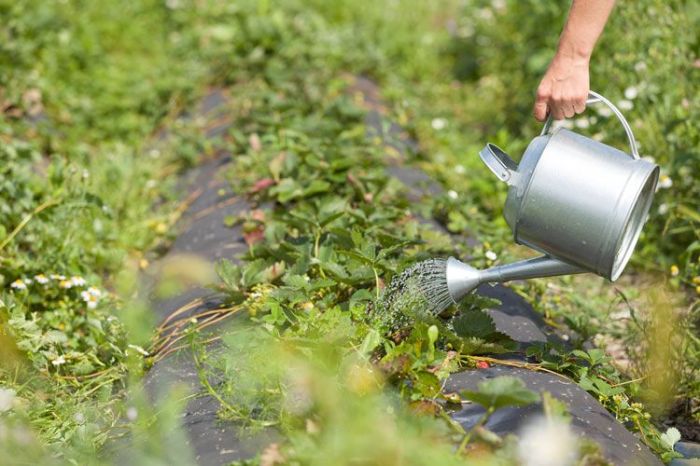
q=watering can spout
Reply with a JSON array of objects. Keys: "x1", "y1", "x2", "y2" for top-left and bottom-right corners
[{"x1": 446, "y1": 256, "x2": 586, "y2": 303}]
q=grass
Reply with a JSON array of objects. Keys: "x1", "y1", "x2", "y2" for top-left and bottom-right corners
[{"x1": 0, "y1": 0, "x2": 697, "y2": 464}]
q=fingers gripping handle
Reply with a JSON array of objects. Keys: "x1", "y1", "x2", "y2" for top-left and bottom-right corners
[{"x1": 540, "y1": 90, "x2": 640, "y2": 159}]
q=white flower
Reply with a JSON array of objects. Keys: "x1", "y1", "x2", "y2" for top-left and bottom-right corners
[
  {"x1": 458, "y1": 24, "x2": 475, "y2": 38},
  {"x1": 617, "y1": 99, "x2": 634, "y2": 111},
  {"x1": 128, "y1": 344, "x2": 149, "y2": 357},
  {"x1": 574, "y1": 118, "x2": 590, "y2": 129},
  {"x1": 447, "y1": 190, "x2": 458, "y2": 200},
  {"x1": 596, "y1": 106, "x2": 613, "y2": 118},
  {"x1": 34, "y1": 274, "x2": 49, "y2": 285},
  {"x1": 70, "y1": 276, "x2": 86, "y2": 287},
  {"x1": 59, "y1": 280, "x2": 73, "y2": 289},
  {"x1": 81, "y1": 291, "x2": 99, "y2": 309},
  {"x1": 58, "y1": 30, "x2": 71, "y2": 45},
  {"x1": 0, "y1": 387, "x2": 16, "y2": 412},
  {"x1": 491, "y1": 0, "x2": 506, "y2": 10},
  {"x1": 431, "y1": 118, "x2": 447, "y2": 130},
  {"x1": 50, "y1": 274, "x2": 66, "y2": 281},
  {"x1": 52, "y1": 355, "x2": 66, "y2": 367},
  {"x1": 86, "y1": 287, "x2": 102, "y2": 297},
  {"x1": 518, "y1": 416, "x2": 579, "y2": 466},
  {"x1": 658, "y1": 203, "x2": 669, "y2": 215},
  {"x1": 82, "y1": 169, "x2": 90, "y2": 179},
  {"x1": 126, "y1": 407, "x2": 138, "y2": 421},
  {"x1": 624, "y1": 87, "x2": 638, "y2": 100},
  {"x1": 476, "y1": 7, "x2": 494, "y2": 20},
  {"x1": 634, "y1": 61, "x2": 647, "y2": 72},
  {"x1": 485, "y1": 250, "x2": 498, "y2": 261},
  {"x1": 149, "y1": 149, "x2": 161, "y2": 159},
  {"x1": 552, "y1": 119, "x2": 573, "y2": 130},
  {"x1": 455, "y1": 165, "x2": 466, "y2": 175},
  {"x1": 24, "y1": 278, "x2": 32, "y2": 285},
  {"x1": 10, "y1": 279, "x2": 27, "y2": 290},
  {"x1": 657, "y1": 175, "x2": 673, "y2": 189}
]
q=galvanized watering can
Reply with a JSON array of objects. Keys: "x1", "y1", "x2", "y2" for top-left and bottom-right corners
[{"x1": 446, "y1": 91, "x2": 659, "y2": 303}]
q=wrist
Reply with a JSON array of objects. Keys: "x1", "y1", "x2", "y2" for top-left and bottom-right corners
[
  {"x1": 556, "y1": 32, "x2": 593, "y2": 64},
  {"x1": 553, "y1": 46, "x2": 591, "y2": 67}
]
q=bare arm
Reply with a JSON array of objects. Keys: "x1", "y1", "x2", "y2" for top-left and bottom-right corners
[{"x1": 533, "y1": 0, "x2": 616, "y2": 121}]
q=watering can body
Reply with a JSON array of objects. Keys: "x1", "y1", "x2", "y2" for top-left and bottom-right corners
[{"x1": 449, "y1": 91, "x2": 659, "y2": 303}]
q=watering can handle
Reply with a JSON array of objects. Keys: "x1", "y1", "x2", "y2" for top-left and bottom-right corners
[
  {"x1": 479, "y1": 143, "x2": 520, "y2": 185},
  {"x1": 540, "y1": 90, "x2": 640, "y2": 160}
]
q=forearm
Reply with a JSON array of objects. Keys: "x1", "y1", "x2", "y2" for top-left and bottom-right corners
[
  {"x1": 556, "y1": 0, "x2": 616, "y2": 62},
  {"x1": 533, "y1": 0, "x2": 615, "y2": 120}
]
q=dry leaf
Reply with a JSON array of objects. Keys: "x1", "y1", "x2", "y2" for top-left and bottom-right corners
[
  {"x1": 250, "y1": 209, "x2": 266, "y2": 222},
  {"x1": 251, "y1": 178, "x2": 275, "y2": 193},
  {"x1": 243, "y1": 227, "x2": 264, "y2": 246}
]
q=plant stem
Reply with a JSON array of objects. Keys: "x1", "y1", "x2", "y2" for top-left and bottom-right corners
[
  {"x1": 456, "y1": 406, "x2": 493, "y2": 456},
  {"x1": 0, "y1": 199, "x2": 60, "y2": 251}
]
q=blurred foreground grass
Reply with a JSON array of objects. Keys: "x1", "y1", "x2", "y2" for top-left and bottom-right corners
[{"x1": 0, "y1": 0, "x2": 697, "y2": 464}]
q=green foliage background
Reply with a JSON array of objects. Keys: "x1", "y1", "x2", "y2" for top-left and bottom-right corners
[{"x1": 0, "y1": 0, "x2": 697, "y2": 464}]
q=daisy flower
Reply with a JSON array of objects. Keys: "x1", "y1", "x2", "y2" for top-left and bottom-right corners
[
  {"x1": 80, "y1": 290, "x2": 100, "y2": 309},
  {"x1": 52, "y1": 355, "x2": 67, "y2": 367},
  {"x1": 10, "y1": 279, "x2": 27, "y2": 290},
  {"x1": 657, "y1": 175, "x2": 673, "y2": 189},
  {"x1": 431, "y1": 118, "x2": 447, "y2": 130},
  {"x1": 70, "y1": 276, "x2": 87, "y2": 287},
  {"x1": 34, "y1": 274, "x2": 49, "y2": 285},
  {"x1": 617, "y1": 99, "x2": 633, "y2": 111},
  {"x1": 624, "y1": 86, "x2": 638, "y2": 100}
]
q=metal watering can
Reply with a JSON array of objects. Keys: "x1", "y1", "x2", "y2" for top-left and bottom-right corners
[{"x1": 446, "y1": 91, "x2": 659, "y2": 303}]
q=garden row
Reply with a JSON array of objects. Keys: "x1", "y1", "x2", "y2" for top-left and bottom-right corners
[{"x1": 0, "y1": 0, "x2": 696, "y2": 464}]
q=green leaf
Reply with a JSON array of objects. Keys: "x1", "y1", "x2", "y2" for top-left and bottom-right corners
[
  {"x1": 349, "y1": 288, "x2": 373, "y2": 310},
  {"x1": 461, "y1": 376, "x2": 539, "y2": 411},
  {"x1": 272, "y1": 178, "x2": 302, "y2": 202},
  {"x1": 350, "y1": 229, "x2": 363, "y2": 247},
  {"x1": 457, "y1": 335, "x2": 515, "y2": 355},
  {"x1": 319, "y1": 211, "x2": 344, "y2": 228},
  {"x1": 359, "y1": 329, "x2": 382, "y2": 356},
  {"x1": 302, "y1": 180, "x2": 331, "y2": 197},
  {"x1": 414, "y1": 371, "x2": 441, "y2": 398},
  {"x1": 451, "y1": 310, "x2": 496, "y2": 339},
  {"x1": 542, "y1": 391, "x2": 570, "y2": 421}
]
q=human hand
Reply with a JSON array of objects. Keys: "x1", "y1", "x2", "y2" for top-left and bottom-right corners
[{"x1": 533, "y1": 53, "x2": 590, "y2": 122}]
